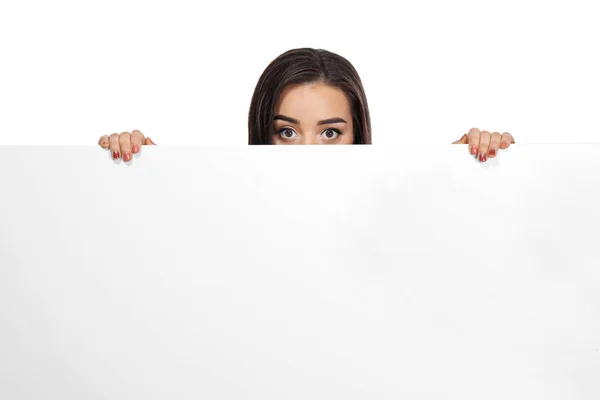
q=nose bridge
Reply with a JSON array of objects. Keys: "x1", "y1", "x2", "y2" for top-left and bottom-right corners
[{"x1": 300, "y1": 130, "x2": 318, "y2": 145}]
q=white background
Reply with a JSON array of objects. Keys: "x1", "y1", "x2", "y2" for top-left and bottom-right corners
[
  {"x1": 1, "y1": 145, "x2": 599, "y2": 398},
  {"x1": 1, "y1": 0, "x2": 599, "y2": 145}
]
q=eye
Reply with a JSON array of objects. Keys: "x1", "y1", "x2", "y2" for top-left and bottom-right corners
[
  {"x1": 278, "y1": 128, "x2": 297, "y2": 139},
  {"x1": 321, "y1": 128, "x2": 341, "y2": 139}
]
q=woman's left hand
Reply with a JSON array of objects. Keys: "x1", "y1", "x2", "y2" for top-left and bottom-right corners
[{"x1": 452, "y1": 128, "x2": 515, "y2": 162}]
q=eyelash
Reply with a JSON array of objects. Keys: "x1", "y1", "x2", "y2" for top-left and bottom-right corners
[{"x1": 277, "y1": 128, "x2": 342, "y2": 139}]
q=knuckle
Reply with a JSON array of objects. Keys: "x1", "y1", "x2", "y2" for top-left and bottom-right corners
[{"x1": 131, "y1": 131, "x2": 143, "y2": 141}]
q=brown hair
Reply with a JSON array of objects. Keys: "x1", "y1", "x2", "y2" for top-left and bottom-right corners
[{"x1": 248, "y1": 48, "x2": 372, "y2": 145}]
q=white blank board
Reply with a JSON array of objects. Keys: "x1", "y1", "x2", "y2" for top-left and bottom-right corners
[{"x1": 1, "y1": 145, "x2": 599, "y2": 399}]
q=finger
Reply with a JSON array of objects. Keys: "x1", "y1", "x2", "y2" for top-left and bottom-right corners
[
  {"x1": 98, "y1": 135, "x2": 110, "y2": 149},
  {"x1": 119, "y1": 131, "x2": 132, "y2": 162},
  {"x1": 478, "y1": 131, "x2": 491, "y2": 162},
  {"x1": 130, "y1": 130, "x2": 145, "y2": 154},
  {"x1": 500, "y1": 132, "x2": 515, "y2": 149},
  {"x1": 452, "y1": 133, "x2": 468, "y2": 144},
  {"x1": 109, "y1": 133, "x2": 121, "y2": 159},
  {"x1": 488, "y1": 132, "x2": 502, "y2": 158},
  {"x1": 144, "y1": 137, "x2": 156, "y2": 145},
  {"x1": 467, "y1": 127, "x2": 481, "y2": 155}
]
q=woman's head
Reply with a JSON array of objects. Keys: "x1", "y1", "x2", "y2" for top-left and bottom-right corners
[{"x1": 248, "y1": 48, "x2": 372, "y2": 145}]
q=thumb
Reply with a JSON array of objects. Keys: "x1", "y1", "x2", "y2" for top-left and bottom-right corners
[
  {"x1": 452, "y1": 133, "x2": 468, "y2": 144},
  {"x1": 144, "y1": 137, "x2": 157, "y2": 145}
]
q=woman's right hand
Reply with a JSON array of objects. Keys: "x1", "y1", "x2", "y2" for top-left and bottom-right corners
[{"x1": 98, "y1": 130, "x2": 156, "y2": 162}]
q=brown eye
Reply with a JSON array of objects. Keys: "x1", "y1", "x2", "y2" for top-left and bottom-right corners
[
  {"x1": 321, "y1": 128, "x2": 340, "y2": 139},
  {"x1": 279, "y1": 128, "x2": 297, "y2": 139}
]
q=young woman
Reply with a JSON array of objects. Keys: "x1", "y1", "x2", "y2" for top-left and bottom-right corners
[{"x1": 98, "y1": 48, "x2": 514, "y2": 161}]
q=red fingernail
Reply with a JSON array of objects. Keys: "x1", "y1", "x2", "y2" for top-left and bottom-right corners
[
  {"x1": 113, "y1": 151, "x2": 120, "y2": 159},
  {"x1": 501, "y1": 141, "x2": 508, "y2": 148},
  {"x1": 132, "y1": 144, "x2": 139, "y2": 153},
  {"x1": 489, "y1": 148, "x2": 496, "y2": 156},
  {"x1": 479, "y1": 152, "x2": 487, "y2": 162},
  {"x1": 124, "y1": 152, "x2": 132, "y2": 162},
  {"x1": 470, "y1": 145, "x2": 477, "y2": 155}
]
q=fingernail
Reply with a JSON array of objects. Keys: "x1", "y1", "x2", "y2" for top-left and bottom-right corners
[
  {"x1": 124, "y1": 152, "x2": 132, "y2": 162},
  {"x1": 489, "y1": 148, "x2": 496, "y2": 156},
  {"x1": 113, "y1": 151, "x2": 120, "y2": 159},
  {"x1": 479, "y1": 152, "x2": 487, "y2": 162},
  {"x1": 132, "y1": 144, "x2": 139, "y2": 153},
  {"x1": 501, "y1": 141, "x2": 508, "y2": 148},
  {"x1": 470, "y1": 145, "x2": 477, "y2": 155}
]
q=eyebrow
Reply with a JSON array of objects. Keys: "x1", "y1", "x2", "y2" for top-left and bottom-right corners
[
  {"x1": 273, "y1": 114, "x2": 299, "y2": 124},
  {"x1": 317, "y1": 117, "x2": 347, "y2": 125},
  {"x1": 273, "y1": 115, "x2": 347, "y2": 125}
]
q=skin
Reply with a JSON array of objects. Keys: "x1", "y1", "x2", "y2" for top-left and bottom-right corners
[
  {"x1": 98, "y1": 82, "x2": 515, "y2": 160},
  {"x1": 271, "y1": 83, "x2": 354, "y2": 145},
  {"x1": 452, "y1": 128, "x2": 515, "y2": 162}
]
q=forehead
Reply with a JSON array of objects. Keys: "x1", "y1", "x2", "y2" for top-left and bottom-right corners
[{"x1": 274, "y1": 83, "x2": 351, "y2": 121}]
